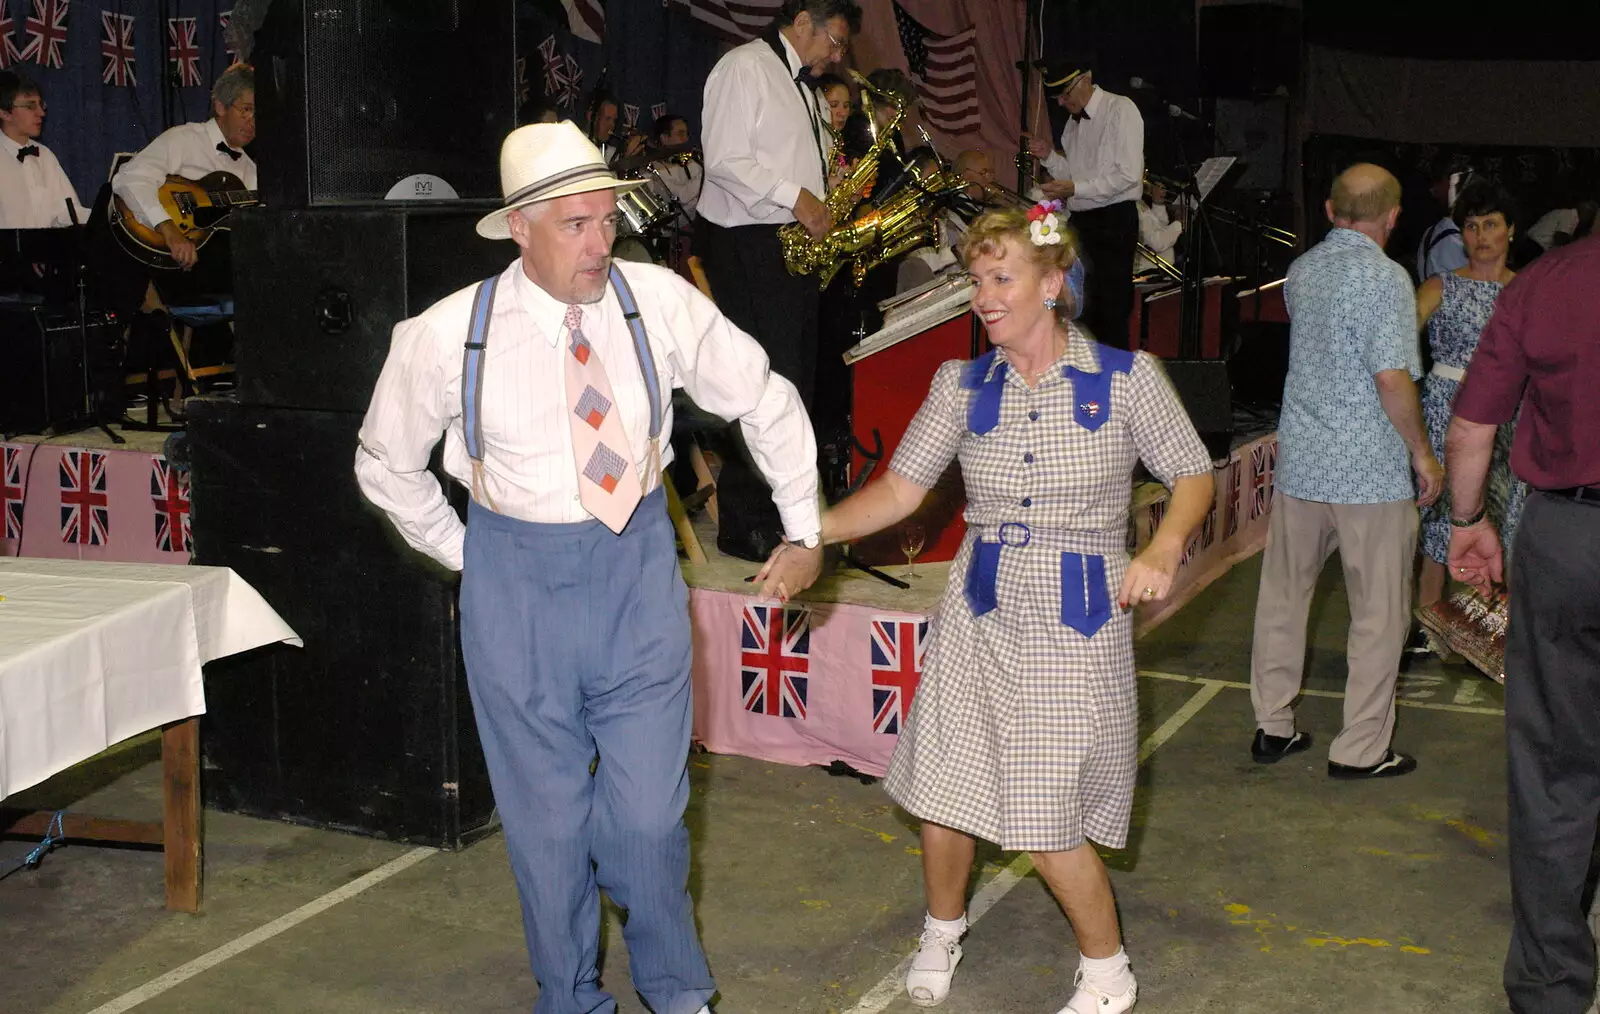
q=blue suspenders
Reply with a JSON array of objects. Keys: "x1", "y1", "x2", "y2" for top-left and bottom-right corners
[{"x1": 460, "y1": 265, "x2": 663, "y2": 503}]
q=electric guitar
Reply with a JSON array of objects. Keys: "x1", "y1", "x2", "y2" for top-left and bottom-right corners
[{"x1": 108, "y1": 171, "x2": 259, "y2": 269}]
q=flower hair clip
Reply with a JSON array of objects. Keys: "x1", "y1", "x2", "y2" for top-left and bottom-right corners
[{"x1": 1027, "y1": 199, "x2": 1064, "y2": 246}]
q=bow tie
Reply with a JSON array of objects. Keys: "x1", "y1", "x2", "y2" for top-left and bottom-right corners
[
  {"x1": 1070, "y1": 110, "x2": 1091, "y2": 123},
  {"x1": 216, "y1": 141, "x2": 242, "y2": 161},
  {"x1": 16, "y1": 144, "x2": 39, "y2": 163},
  {"x1": 795, "y1": 67, "x2": 815, "y2": 86}
]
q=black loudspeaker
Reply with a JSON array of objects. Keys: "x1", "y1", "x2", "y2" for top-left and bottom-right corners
[
  {"x1": 231, "y1": 204, "x2": 511, "y2": 413},
  {"x1": 187, "y1": 399, "x2": 496, "y2": 849},
  {"x1": 1229, "y1": 321, "x2": 1290, "y2": 409},
  {"x1": 0, "y1": 307, "x2": 120, "y2": 437},
  {"x1": 1198, "y1": 3, "x2": 1300, "y2": 98},
  {"x1": 252, "y1": 0, "x2": 516, "y2": 206},
  {"x1": 1164, "y1": 358, "x2": 1234, "y2": 457},
  {"x1": 1215, "y1": 98, "x2": 1288, "y2": 193}
]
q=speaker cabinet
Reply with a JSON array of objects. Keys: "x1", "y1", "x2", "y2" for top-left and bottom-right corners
[
  {"x1": 187, "y1": 399, "x2": 496, "y2": 848},
  {"x1": 1164, "y1": 358, "x2": 1234, "y2": 458},
  {"x1": 252, "y1": 0, "x2": 517, "y2": 206},
  {"x1": 0, "y1": 308, "x2": 120, "y2": 437},
  {"x1": 231, "y1": 204, "x2": 511, "y2": 413}
]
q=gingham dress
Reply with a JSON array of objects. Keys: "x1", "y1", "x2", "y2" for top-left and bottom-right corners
[{"x1": 882, "y1": 328, "x2": 1212, "y2": 851}]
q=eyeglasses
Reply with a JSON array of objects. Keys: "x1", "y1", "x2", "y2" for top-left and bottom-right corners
[
  {"x1": 10, "y1": 100, "x2": 45, "y2": 113},
  {"x1": 229, "y1": 102, "x2": 256, "y2": 119},
  {"x1": 825, "y1": 29, "x2": 848, "y2": 54}
]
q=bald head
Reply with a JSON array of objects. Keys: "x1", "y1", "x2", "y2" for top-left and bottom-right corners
[{"x1": 1326, "y1": 163, "x2": 1402, "y2": 245}]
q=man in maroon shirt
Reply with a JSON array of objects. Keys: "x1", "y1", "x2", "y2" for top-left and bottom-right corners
[{"x1": 1446, "y1": 233, "x2": 1600, "y2": 1014}]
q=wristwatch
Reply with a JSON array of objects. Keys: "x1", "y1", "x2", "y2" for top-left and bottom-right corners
[{"x1": 798, "y1": 533, "x2": 821, "y2": 550}]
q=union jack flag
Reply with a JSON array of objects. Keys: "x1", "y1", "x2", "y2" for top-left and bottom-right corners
[
  {"x1": 101, "y1": 11, "x2": 136, "y2": 87},
  {"x1": 1, "y1": 7, "x2": 22, "y2": 69},
  {"x1": 59, "y1": 450, "x2": 108, "y2": 546},
  {"x1": 1223, "y1": 459, "x2": 1241, "y2": 539},
  {"x1": 650, "y1": 102, "x2": 666, "y2": 123},
  {"x1": 740, "y1": 604, "x2": 809, "y2": 719},
  {"x1": 559, "y1": 55, "x2": 582, "y2": 109},
  {"x1": 870, "y1": 617, "x2": 926, "y2": 735},
  {"x1": 622, "y1": 103, "x2": 639, "y2": 132},
  {"x1": 218, "y1": 8, "x2": 236, "y2": 61},
  {"x1": 536, "y1": 34, "x2": 582, "y2": 110},
  {"x1": 1248, "y1": 441, "x2": 1276, "y2": 520},
  {"x1": 20, "y1": 0, "x2": 70, "y2": 71},
  {"x1": 3, "y1": 445, "x2": 26, "y2": 540},
  {"x1": 1146, "y1": 497, "x2": 1166, "y2": 544},
  {"x1": 151, "y1": 458, "x2": 191, "y2": 554},
  {"x1": 515, "y1": 56, "x2": 529, "y2": 104},
  {"x1": 167, "y1": 17, "x2": 201, "y2": 88}
]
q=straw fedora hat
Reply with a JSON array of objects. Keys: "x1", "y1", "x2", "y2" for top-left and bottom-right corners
[{"x1": 475, "y1": 121, "x2": 646, "y2": 240}]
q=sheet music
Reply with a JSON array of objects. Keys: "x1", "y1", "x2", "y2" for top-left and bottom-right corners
[
  {"x1": 1195, "y1": 157, "x2": 1236, "y2": 203},
  {"x1": 846, "y1": 277, "x2": 973, "y2": 365}
]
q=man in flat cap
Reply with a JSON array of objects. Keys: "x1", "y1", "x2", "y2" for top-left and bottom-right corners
[{"x1": 1027, "y1": 58, "x2": 1144, "y2": 349}]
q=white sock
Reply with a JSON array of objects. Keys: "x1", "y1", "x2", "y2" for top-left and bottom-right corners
[
  {"x1": 925, "y1": 911, "x2": 968, "y2": 938},
  {"x1": 1079, "y1": 948, "x2": 1134, "y2": 993}
]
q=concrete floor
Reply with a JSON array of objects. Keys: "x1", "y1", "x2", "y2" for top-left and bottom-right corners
[{"x1": 2, "y1": 554, "x2": 1533, "y2": 1014}]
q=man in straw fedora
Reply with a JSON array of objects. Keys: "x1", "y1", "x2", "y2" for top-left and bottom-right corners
[{"x1": 356, "y1": 120, "x2": 824, "y2": 1014}]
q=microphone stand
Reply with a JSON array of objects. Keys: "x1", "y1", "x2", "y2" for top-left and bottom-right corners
[{"x1": 66, "y1": 198, "x2": 121, "y2": 444}]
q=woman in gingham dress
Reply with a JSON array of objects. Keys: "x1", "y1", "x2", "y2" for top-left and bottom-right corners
[{"x1": 814, "y1": 207, "x2": 1213, "y2": 1013}]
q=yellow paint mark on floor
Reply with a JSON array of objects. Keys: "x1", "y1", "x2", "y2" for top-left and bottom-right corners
[
  {"x1": 1445, "y1": 818, "x2": 1498, "y2": 847},
  {"x1": 801, "y1": 899, "x2": 831, "y2": 911},
  {"x1": 904, "y1": 846, "x2": 923, "y2": 856},
  {"x1": 1358, "y1": 847, "x2": 1445, "y2": 860},
  {"x1": 1224, "y1": 901, "x2": 1431, "y2": 957},
  {"x1": 1305, "y1": 935, "x2": 1392, "y2": 950},
  {"x1": 1400, "y1": 945, "x2": 1432, "y2": 954},
  {"x1": 839, "y1": 820, "x2": 897, "y2": 844}
]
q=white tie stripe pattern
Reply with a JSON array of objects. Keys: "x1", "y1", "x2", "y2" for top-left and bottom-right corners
[{"x1": 562, "y1": 304, "x2": 642, "y2": 532}]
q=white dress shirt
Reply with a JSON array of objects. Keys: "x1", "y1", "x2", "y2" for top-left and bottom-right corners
[
  {"x1": 355, "y1": 257, "x2": 821, "y2": 571},
  {"x1": 651, "y1": 159, "x2": 703, "y2": 224},
  {"x1": 0, "y1": 133, "x2": 84, "y2": 228},
  {"x1": 1527, "y1": 207, "x2": 1578, "y2": 251},
  {"x1": 699, "y1": 33, "x2": 829, "y2": 228},
  {"x1": 112, "y1": 119, "x2": 258, "y2": 229},
  {"x1": 1134, "y1": 201, "x2": 1181, "y2": 272},
  {"x1": 1041, "y1": 86, "x2": 1144, "y2": 212}
]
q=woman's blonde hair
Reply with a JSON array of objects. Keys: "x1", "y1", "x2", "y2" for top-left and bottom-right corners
[{"x1": 958, "y1": 207, "x2": 1078, "y2": 320}]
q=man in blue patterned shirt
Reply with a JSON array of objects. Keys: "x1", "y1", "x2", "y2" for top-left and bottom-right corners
[{"x1": 1247, "y1": 163, "x2": 1444, "y2": 779}]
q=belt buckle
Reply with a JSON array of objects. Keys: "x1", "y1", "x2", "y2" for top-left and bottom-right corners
[{"x1": 997, "y1": 521, "x2": 1031, "y2": 547}]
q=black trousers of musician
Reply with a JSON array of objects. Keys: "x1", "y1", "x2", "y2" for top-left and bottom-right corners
[
  {"x1": 695, "y1": 219, "x2": 819, "y2": 405},
  {"x1": 1070, "y1": 200, "x2": 1138, "y2": 349},
  {"x1": 694, "y1": 218, "x2": 821, "y2": 560},
  {"x1": 1503, "y1": 491, "x2": 1600, "y2": 1014}
]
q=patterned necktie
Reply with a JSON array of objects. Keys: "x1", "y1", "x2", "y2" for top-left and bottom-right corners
[{"x1": 563, "y1": 304, "x2": 642, "y2": 534}]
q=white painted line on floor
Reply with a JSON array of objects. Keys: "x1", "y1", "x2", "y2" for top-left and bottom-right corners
[
  {"x1": 843, "y1": 679, "x2": 1226, "y2": 1014},
  {"x1": 82, "y1": 846, "x2": 436, "y2": 1014},
  {"x1": 1137, "y1": 670, "x2": 1504, "y2": 716}
]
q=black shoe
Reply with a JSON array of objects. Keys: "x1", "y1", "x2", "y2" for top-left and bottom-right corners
[
  {"x1": 1328, "y1": 750, "x2": 1417, "y2": 780},
  {"x1": 1403, "y1": 626, "x2": 1436, "y2": 656},
  {"x1": 1251, "y1": 729, "x2": 1312, "y2": 764}
]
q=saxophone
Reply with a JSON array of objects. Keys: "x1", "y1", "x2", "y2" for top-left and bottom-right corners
[{"x1": 780, "y1": 70, "x2": 911, "y2": 287}]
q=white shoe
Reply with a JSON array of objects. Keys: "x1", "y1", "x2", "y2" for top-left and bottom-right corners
[
  {"x1": 905, "y1": 924, "x2": 964, "y2": 1007},
  {"x1": 1057, "y1": 968, "x2": 1137, "y2": 1014}
]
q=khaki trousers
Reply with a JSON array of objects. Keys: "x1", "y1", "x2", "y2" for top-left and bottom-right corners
[{"x1": 1250, "y1": 492, "x2": 1418, "y2": 768}]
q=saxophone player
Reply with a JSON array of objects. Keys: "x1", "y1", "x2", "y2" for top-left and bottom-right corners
[{"x1": 697, "y1": 0, "x2": 861, "y2": 409}]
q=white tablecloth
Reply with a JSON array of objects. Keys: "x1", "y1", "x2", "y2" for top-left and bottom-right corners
[{"x1": 0, "y1": 558, "x2": 301, "y2": 801}]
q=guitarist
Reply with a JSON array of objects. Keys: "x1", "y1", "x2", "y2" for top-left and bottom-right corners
[{"x1": 111, "y1": 64, "x2": 256, "y2": 284}]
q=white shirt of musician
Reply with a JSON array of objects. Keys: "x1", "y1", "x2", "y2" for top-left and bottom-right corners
[
  {"x1": 652, "y1": 159, "x2": 703, "y2": 223},
  {"x1": 1135, "y1": 201, "x2": 1182, "y2": 272},
  {"x1": 112, "y1": 119, "x2": 258, "y2": 229},
  {"x1": 0, "y1": 132, "x2": 85, "y2": 228},
  {"x1": 355, "y1": 257, "x2": 821, "y2": 571},
  {"x1": 1042, "y1": 86, "x2": 1144, "y2": 212},
  {"x1": 699, "y1": 32, "x2": 829, "y2": 228}
]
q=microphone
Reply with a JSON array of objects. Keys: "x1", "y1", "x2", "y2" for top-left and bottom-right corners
[
  {"x1": 1166, "y1": 103, "x2": 1202, "y2": 123},
  {"x1": 1128, "y1": 76, "x2": 1155, "y2": 90}
]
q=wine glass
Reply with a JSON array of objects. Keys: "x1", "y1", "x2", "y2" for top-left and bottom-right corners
[{"x1": 900, "y1": 522, "x2": 927, "y2": 580}]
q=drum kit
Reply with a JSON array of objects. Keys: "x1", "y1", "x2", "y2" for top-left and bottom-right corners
[{"x1": 610, "y1": 143, "x2": 699, "y2": 267}]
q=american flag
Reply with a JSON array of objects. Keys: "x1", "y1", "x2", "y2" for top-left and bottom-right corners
[
  {"x1": 740, "y1": 604, "x2": 810, "y2": 720},
  {"x1": 1248, "y1": 441, "x2": 1276, "y2": 520},
  {"x1": 667, "y1": 0, "x2": 782, "y2": 44},
  {"x1": 3, "y1": 446, "x2": 26, "y2": 540},
  {"x1": 168, "y1": 17, "x2": 201, "y2": 88},
  {"x1": 151, "y1": 458, "x2": 191, "y2": 554},
  {"x1": 20, "y1": 0, "x2": 70, "y2": 71},
  {"x1": 893, "y1": 1, "x2": 980, "y2": 135},
  {"x1": 59, "y1": 450, "x2": 108, "y2": 546},
  {"x1": 561, "y1": 0, "x2": 604, "y2": 44},
  {"x1": 870, "y1": 617, "x2": 926, "y2": 735},
  {"x1": 100, "y1": 11, "x2": 136, "y2": 87}
]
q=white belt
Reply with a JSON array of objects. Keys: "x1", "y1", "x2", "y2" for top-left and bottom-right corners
[{"x1": 1431, "y1": 363, "x2": 1466, "y2": 383}]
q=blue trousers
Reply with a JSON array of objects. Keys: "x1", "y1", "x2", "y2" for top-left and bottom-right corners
[{"x1": 460, "y1": 491, "x2": 714, "y2": 1014}]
